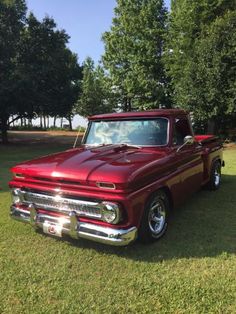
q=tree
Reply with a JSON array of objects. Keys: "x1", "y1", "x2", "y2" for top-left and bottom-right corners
[
  {"x1": 193, "y1": 11, "x2": 236, "y2": 132},
  {"x1": 17, "y1": 13, "x2": 82, "y2": 125},
  {"x1": 0, "y1": 0, "x2": 27, "y2": 143},
  {"x1": 102, "y1": 0, "x2": 170, "y2": 111},
  {"x1": 77, "y1": 57, "x2": 114, "y2": 117},
  {"x1": 165, "y1": 0, "x2": 236, "y2": 133},
  {"x1": 0, "y1": 5, "x2": 82, "y2": 143}
]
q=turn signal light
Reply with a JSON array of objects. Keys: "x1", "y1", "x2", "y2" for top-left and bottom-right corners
[
  {"x1": 96, "y1": 182, "x2": 116, "y2": 189},
  {"x1": 13, "y1": 173, "x2": 25, "y2": 179}
]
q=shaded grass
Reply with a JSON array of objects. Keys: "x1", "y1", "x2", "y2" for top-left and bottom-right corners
[{"x1": 0, "y1": 144, "x2": 235, "y2": 313}]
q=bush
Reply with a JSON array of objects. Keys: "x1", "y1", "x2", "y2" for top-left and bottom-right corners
[
  {"x1": 10, "y1": 125, "x2": 45, "y2": 131},
  {"x1": 75, "y1": 125, "x2": 86, "y2": 132}
]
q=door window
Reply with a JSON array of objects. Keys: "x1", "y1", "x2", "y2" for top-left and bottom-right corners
[{"x1": 173, "y1": 118, "x2": 192, "y2": 145}]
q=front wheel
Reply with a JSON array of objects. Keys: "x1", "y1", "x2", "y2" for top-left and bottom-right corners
[{"x1": 138, "y1": 190, "x2": 170, "y2": 243}]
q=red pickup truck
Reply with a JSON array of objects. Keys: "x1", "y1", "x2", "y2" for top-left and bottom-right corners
[{"x1": 9, "y1": 109, "x2": 224, "y2": 246}]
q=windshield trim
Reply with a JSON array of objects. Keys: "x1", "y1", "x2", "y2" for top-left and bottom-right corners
[{"x1": 82, "y1": 117, "x2": 170, "y2": 147}]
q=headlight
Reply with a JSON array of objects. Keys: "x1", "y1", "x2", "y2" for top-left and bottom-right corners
[
  {"x1": 101, "y1": 202, "x2": 121, "y2": 224},
  {"x1": 12, "y1": 188, "x2": 23, "y2": 204}
]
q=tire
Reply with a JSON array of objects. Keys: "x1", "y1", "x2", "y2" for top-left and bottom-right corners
[
  {"x1": 207, "y1": 161, "x2": 221, "y2": 190},
  {"x1": 138, "y1": 190, "x2": 170, "y2": 243}
]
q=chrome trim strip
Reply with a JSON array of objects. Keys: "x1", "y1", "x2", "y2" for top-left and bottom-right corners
[{"x1": 10, "y1": 206, "x2": 137, "y2": 246}]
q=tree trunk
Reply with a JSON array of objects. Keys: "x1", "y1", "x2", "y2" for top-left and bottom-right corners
[
  {"x1": 123, "y1": 98, "x2": 128, "y2": 112},
  {"x1": 40, "y1": 116, "x2": 43, "y2": 128},
  {"x1": 53, "y1": 116, "x2": 57, "y2": 127},
  {"x1": 127, "y1": 98, "x2": 132, "y2": 111},
  {"x1": 207, "y1": 118, "x2": 216, "y2": 134},
  {"x1": 43, "y1": 115, "x2": 46, "y2": 129},
  {"x1": 123, "y1": 97, "x2": 132, "y2": 112},
  {"x1": 68, "y1": 116, "x2": 73, "y2": 131},
  {"x1": 0, "y1": 117, "x2": 9, "y2": 144},
  {"x1": 61, "y1": 118, "x2": 63, "y2": 128},
  {"x1": 1, "y1": 128, "x2": 8, "y2": 144}
]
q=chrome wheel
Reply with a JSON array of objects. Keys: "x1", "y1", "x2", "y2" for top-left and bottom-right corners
[
  {"x1": 207, "y1": 161, "x2": 222, "y2": 190},
  {"x1": 139, "y1": 190, "x2": 170, "y2": 243},
  {"x1": 148, "y1": 198, "x2": 166, "y2": 236},
  {"x1": 214, "y1": 166, "x2": 221, "y2": 187}
]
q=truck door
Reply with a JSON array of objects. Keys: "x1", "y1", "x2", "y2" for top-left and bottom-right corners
[{"x1": 173, "y1": 116, "x2": 203, "y2": 197}]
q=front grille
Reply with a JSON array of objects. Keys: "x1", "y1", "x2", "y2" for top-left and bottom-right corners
[{"x1": 21, "y1": 191, "x2": 102, "y2": 219}]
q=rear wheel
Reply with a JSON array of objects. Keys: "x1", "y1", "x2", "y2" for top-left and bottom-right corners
[
  {"x1": 207, "y1": 161, "x2": 221, "y2": 190},
  {"x1": 139, "y1": 190, "x2": 170, "y2": 243}
]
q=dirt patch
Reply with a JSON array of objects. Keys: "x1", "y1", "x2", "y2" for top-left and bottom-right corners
[
  {"x1": 6, "y1": 130, "x2": 84, "y2": 146},
  {"x1": 223, "y1": 142, "x2": 236, "y2": 149}
]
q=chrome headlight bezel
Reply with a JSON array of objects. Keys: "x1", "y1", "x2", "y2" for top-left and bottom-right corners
[
  {"x1": 101, "y1": 202, "x2": 121, "y2": 224},
  {"x1": 11, "y1": 188, "x2": 24, "y2": 205}
]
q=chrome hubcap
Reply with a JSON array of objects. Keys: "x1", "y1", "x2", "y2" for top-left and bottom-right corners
[
  {"x1": 214, "y1": 167, "x2": 221, "y2": 186},
  {"x1": 148, "y1": 198, "x2": 166, "y2": 235}
]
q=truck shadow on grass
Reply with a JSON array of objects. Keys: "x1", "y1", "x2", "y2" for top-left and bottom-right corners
[{"x1": 69, "y1": 174, "x2": 236, "y2": 261}]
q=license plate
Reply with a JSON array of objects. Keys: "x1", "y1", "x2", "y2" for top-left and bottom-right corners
[{"x1": 43, "y1": 222, "x2": 62, "y2": 237}]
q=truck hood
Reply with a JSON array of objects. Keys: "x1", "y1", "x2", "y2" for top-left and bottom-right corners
[{"x1": 11, "y1": 145, "x2": 170, "y2": 190}]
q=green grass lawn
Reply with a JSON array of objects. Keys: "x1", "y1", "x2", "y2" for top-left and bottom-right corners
[{"x1": 0, "y1": 144, "x2": 235, "y2": 313}]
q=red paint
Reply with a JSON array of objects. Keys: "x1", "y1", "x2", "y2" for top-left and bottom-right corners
[
  {"x1": 89, "y1": 109, "x2": 187, "y2": 120},
  {"x1": 195, "y1": 135, "x2": 215, "y2": 142},
  {"x1": 9, "y1": 110, "x2": 223, "y2": 230}
]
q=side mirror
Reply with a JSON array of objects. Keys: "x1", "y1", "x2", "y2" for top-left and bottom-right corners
[
  {"x1": 184, "y1": 135, "x2": 194, "y2": 145},
  {"x1": 177, "y1": 135, "x2": 194, "y2": 152}
]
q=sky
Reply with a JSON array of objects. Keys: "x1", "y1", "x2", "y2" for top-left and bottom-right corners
[
  {"x1": 26, "y1": 0, "x2": 171, "y2": 128},
  {"x1": 26, "y1": 0, "x2": 171, "y2": 65}
]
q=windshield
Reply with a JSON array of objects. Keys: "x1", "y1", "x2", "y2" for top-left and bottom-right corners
[{"x1": 84, "y1": 118, "x2": 168, "y2": 146}]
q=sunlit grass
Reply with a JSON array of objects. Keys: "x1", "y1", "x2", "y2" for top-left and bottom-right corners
[{"x1": 0, "y1": 143, "x2": 235, "y2": 313}]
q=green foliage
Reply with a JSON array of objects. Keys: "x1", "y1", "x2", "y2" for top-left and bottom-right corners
[
  {"x1": 0, "y1": 142, "x2": 236, "y2": 313},
  {"x1": 194, "y1": 11, "x2": 236, "y2": 119},
  {"x1": 77, "y1": 57, "x2": 114, "y2": 117},
  {"x1": 9, "y1": 125, "x2": 79, "y2": 132},
  {"x1": 165, "y1": 0, "x2": 236, "y2": 132},
  {"x1": 17, "y1": 13, "x2": 82, "y2": 118},
  {"x1": 0, "y1": 1, "x2": 82, "y2": 143},
  {"x1": 75, "y1": 125, "x2": 86, "y2": 132},
  {"x1": 0, "y1": 0, "x2": 26, "y2": 142},
  {"x1": 102, "y1": 0, "x2": 171, "y2": 111}
]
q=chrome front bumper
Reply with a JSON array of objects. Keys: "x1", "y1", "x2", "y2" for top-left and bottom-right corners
[{"x1": 10, "y1": 205, "x2": 137, "y2": 246}]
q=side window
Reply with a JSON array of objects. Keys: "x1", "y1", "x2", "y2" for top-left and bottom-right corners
[{"x1": 173, "y1": 118, "x2": 192, "y2": 145}]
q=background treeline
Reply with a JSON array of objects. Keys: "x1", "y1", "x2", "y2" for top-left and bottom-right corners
[
  {"x1": 0, "y1": 0, "x2": 235, "y2": 143},
  {"x1": 0, "y1": 0, "x2": 82, "y2": 143}
]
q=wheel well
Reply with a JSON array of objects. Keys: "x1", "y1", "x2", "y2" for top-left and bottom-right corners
[
  {"x1": 210, "y1": 159, "x2": 222, "y2": 174},
  {"x1": 137, "y1": 186, "x2": 173, "y2": 229},
  {"x1": 145, "y1": 186, "x2": 173, "y2": 211},
  {"x1": 213, "y1": 158, "x2": 222, "y2": 167},
  {"x1": 217, "y1": 159, "x2": 222, "y2": 166},
  {"x1": 159, "y1": 186, "x2": 174, "y2": 210}
]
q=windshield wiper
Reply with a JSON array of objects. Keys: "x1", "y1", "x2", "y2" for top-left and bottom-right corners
[
  {"x1": 84, "y1": 143, "x2": 141, "y2": 151},
  {"x1": 84, "y1": 143, "x2": 110, "y2": 149},
  {"x1": 116, "y1": 143, "x2": 141, "y2": 149}
]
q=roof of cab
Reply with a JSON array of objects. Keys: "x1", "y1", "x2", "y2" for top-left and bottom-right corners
[{"x1": 89, "y1": 109, "x2": 187, "y2": 120}]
